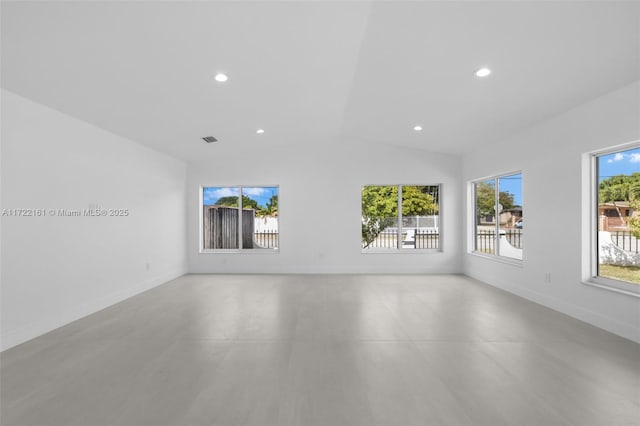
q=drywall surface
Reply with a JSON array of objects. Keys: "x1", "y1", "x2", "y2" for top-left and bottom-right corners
[
  {"x1": 463, "y1": 81, "x2": 640, "y2": 342},
  {"x1": 188, "y1": 140, "x2": 463, "y2": 274},
  {"x1": 1, "y1": 90, "x2": 188, "y2": 350}
]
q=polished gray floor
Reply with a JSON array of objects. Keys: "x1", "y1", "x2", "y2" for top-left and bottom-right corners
[{"x1": 2, "y1": 274, "x2": 639, "y2": 426}]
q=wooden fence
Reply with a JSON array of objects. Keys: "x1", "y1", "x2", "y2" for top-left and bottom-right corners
[{"x1": 203, "y1": 206, "x2": 255, "y2": 249}]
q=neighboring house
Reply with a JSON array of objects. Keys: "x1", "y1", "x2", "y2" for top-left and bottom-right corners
[
  {"x1": 478, "y1": 214, "x2": 495, "y2": 225},
  {"x1": 599, "y1": 202, "x2": 638, "y2": 231},
  {"x1": 500, "y1": 207, "x2": 523, "y2": 227}
]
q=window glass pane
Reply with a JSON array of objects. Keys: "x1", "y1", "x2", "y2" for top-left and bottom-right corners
[
  {"x1": 474, "y1": 179, "x2": 496, "y2": 254},
  {"x1": 497, "y1": 173, "x2": 523, "y2": 260},
  {"x1": 362, "y1": 185, "x2": 398, "y2": 250},
  {"x1": 202, "y1": 187, "x2": 239, "y2": 249},
  {"x1": 597, "y1": 147, "x2": 640, "y2": 285},
  {"x1": 401, "y1": 185, "x2": 440, "y2": 250},
  {"x1": 243, "y1": 187, "x2": 279, "y2": 250}
]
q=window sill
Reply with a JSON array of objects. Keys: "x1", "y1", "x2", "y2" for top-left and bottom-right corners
[
  {"x1": 582, "y1": 277, "x2": 640, "y2": 298},
  {"x1": 467, "y1": 251, "x2": 524, "y2": 267}
]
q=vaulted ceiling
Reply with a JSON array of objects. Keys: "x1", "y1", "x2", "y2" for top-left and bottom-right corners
[{"x1": 2, "y1": 1, "x2": 639, "y2": 161}]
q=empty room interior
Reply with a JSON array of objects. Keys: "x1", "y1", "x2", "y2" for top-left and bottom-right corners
[{"x1": 1, "y1": 1, "x2": 640, "y2": 425}]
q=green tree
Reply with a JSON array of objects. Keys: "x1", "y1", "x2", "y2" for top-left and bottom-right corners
[
  {"x1": 402, "y1": 186, "x2": 439, "y2": 216},
  {"x1": 257, "y1": 195, "x2": 278, "y2": 218},
  {"x1": 214, "y1": 195, "x2": 259, "y2": 210},
  {"x1": 599, "y1": 173, "x2": 640, "y2": 203},
  {"x1": 475, "y1": 182, "x2": 496, "y2": 218},
  {"x1": 475, "y1": 181, "x2": 515, "y2": 224},
  {"x1": 362, "y1": 186, "x2": 398, "y2": 248},
  {"x1": 499, "y1": 192, "x2": 516, "y2": 211},
  {"x1": 362, "y1": 186, "x2": 397, "y2": 218}
]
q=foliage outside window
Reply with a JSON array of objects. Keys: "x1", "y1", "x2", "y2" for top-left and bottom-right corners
[
  {"x1": 472, "y1": 173, "x2": 523, "y2": 260},
  {"x1": 362, "y1": 185, "x2": 441, "y2": 251},
  {"x1": 201, "y1": 186, "x2": 279, "y2": 251},
  {"x1": 593, "y1": 145, "x2": 640, "y2": 289}
]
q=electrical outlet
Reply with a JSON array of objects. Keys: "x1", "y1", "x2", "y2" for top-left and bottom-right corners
[
  {"x1": 145, "y1": 260, "x2": 151, "y2": 272},
  {"x1": 544, "y1": 272, "x2": 551, "y2": 283}
]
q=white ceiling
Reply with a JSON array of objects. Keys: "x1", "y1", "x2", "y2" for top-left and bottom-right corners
[{"x1": 2, "y1": 1, "x2": 639, "y2": 161}]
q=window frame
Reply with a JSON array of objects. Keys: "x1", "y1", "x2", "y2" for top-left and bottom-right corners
[
  {"x1": 583, "y1": 142, "x2": 640, "y2": 297},
  {"x1": 361, "y1": 183, "x2": 443, "y2": 254},
  {"x1": 469, "y1": 171, "x2": 524, "y2": 263},
  {"x1": 199, "y1": 184, "x2": 280, "y2": 254}
]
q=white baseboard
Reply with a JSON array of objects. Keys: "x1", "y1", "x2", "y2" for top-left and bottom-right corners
[
  {"x1": 464, "y1": 272, "x2": 640, "y2": 344},
  {"x1": 188, "y1": 265, "x2": 463, "y2": 274},
  {"x1": 1, "y1": 268, "x2": 187, "y2": 352}
]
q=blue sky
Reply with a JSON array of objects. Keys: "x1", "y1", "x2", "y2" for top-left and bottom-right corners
[
  {"x1": 598, "y1": 147, "x2": 640, "y2": 181},
  {"x1": 203, "y1": 186, "x2": 278, "y2": 207},
  {"x1": 498, "y1": 173, "x2": 523, "y2": 207}
]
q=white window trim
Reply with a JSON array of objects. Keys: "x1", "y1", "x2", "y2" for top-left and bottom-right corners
[
  {"x1": 582, "y1": 142, "x2": 640, "y2": 297},
  {"x1": 468, "y1": 171, "x2": 523, "y2": 262},
  {"x1": 466, "y1": 250, "x2": 524, "y2": 267},
  {"x1": 199, "y1": 184, "x2": 280, "y2": 254},
  {"x1": 361, "y1": 183, "x2": 443, "y2": 253}
]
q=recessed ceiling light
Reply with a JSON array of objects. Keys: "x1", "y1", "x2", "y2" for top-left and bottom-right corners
[
  {"x1": 475, "y1": 67, "x2": 491, "y2": 78},
  {"x1": 413, "y1": 125, "x2": 423, "y2": 131},
  {"x1": 256, "y1": 129, "x2": 265, "y2": 134},
  {"x1": 214, "y1": 73, "x2": 228, "y2": 82}
]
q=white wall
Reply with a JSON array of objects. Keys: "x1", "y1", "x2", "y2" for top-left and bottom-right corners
[
  {"x1": 463, "y1": 81, "x2": 640, "y2": 343},
  {"x1": 1, "y1": 90, "x2": 188, "y2": 350},
  {"x1": 188, "y1": 140, "x2": 462, "y2": 274}
]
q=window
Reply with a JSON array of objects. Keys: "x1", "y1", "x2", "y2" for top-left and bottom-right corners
[
  {"x1": 361, "y1": 185, "x2": 441, "y2": 251},
  {"x1": 589, "y1": 144, "x2": 640, "y2": 292},
  {"x1": 201, "y1": 186, "x2": 279, "y2": 251},
  {"x1": 472, "y1": 172, "x2": 523, "y2": 260}
]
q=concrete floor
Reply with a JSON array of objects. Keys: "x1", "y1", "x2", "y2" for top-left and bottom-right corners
[{"x1": 2, "y1": 274, "x2": 639, "y2": 425}]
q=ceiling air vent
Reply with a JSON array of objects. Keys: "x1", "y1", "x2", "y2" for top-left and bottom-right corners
[{"x1": 202, "y1": 136, "x2": 218, "y2": 143}]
